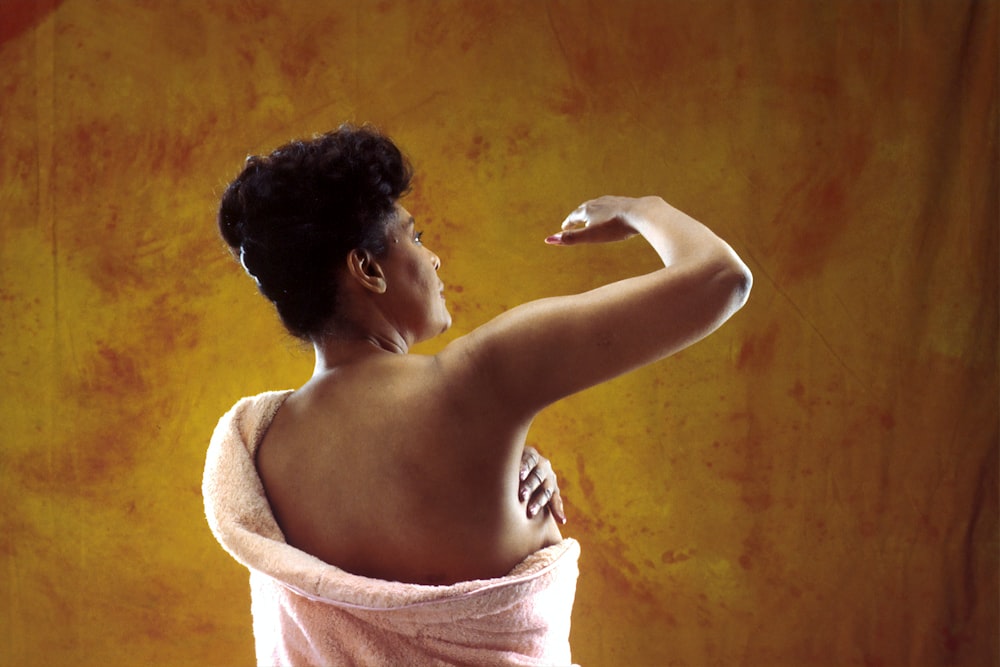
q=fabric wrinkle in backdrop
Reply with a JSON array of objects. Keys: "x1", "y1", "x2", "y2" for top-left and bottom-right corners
[{"x1": 1, "y1": 1, "x2": 996, "y2": 666}]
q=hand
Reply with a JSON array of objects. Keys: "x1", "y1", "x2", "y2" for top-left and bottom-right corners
[
  {"x1": 518, "y1": 446, "x2": 567, "y2": 524},
  {"x1": 545, "y1": 196, "x2": 663, "y2": 246}
]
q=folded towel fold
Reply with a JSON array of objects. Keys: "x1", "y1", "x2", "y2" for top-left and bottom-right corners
[{"x1": 204, "y1": 390, "x2": 580, "y2": 666}]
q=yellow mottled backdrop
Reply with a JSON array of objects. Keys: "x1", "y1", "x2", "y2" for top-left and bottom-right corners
[{"x1": 1, "y1": 1, "x2": 996, "y2": 666}]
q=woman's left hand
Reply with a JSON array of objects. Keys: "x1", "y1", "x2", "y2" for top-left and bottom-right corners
[{"x1": 519, "y1": 446, "x2": 567, "y2": 524}]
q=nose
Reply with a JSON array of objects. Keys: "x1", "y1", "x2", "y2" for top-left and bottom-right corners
[{"x1": 428, "y1": 248, "x2": 441, "y2": 271}]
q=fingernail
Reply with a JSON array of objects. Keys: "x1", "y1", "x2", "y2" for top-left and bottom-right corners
[
  {"x1": 545, "y1": 233, "x2": 563, "y2": 245},
  {"x1": 528, "y1": 504, "x2": 538, "y2": 516}
]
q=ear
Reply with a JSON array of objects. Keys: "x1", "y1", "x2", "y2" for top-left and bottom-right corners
[{"x1": 345, "y1": 248, "x2": 387, "y2": 294}]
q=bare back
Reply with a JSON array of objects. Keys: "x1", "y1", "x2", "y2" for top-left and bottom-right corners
[
  {"x1": 256, "y1": 196, "x2": 751, "y2": 586},
  {"x1": 256, "y1": 352, "x2": 562, "y2": 585}
]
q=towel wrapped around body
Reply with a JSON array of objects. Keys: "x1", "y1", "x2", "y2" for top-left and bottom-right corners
[{"x1": 203, "y1": 391, "x2": 581, "y2": 667}]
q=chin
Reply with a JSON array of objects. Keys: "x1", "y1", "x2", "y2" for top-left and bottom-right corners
[{"x1": 439, "y1": 305, "x2": 452, "y2": 332}]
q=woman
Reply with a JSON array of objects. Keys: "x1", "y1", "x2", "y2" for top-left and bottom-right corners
[{"x1": 204, "y1": 125, "x2": 751, "y2": 666}]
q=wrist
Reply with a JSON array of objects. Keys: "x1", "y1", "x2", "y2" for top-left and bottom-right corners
[{"x1": 627, "y1": 196, "x2": 674, "y2": 233}]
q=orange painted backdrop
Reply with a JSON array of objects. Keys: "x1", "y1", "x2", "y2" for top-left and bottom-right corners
[{"x1": 2, "y1": 1, "x2": 996, "y2": 665}]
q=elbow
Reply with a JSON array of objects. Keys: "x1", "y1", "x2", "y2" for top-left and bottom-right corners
[
  {"x1": 729, "y1": 260, "x2": 753, "y2": 311},
  {"x1": 710, "y1": 256, "x2": 753, "y2": 321}
]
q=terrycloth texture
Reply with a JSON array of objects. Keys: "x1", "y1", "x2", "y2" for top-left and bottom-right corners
[{"x1": 203, "y1": 391, "x2": 581, "y2": 667}]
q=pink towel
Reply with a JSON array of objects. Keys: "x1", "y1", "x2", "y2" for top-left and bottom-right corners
[{"x1": 203, "y1": 391, "x2": 581, "y2": 667}]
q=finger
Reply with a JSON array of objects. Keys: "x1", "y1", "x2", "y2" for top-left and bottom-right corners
[
  {"x1": 519, "y1": 448, "x2": 539, "y2": 481},
  {"x1": 550, "y1": 218, "x2": 637, "y2": 246},
  {"x1": 550, "y1": 489, "x2": 567, "y2": 525},
  {"x1": 520, "y1": 467, "x2": 545, "y2": 502},
  {"x1": 560, "y1": 204, "x2": 589, "y2": 230},
  {"x1": 527, "y1": 483, "x2": 555, "y2": 518},
  {"x1": 547, "y1": 227, "x2": 589, "y2": 246},
  {"x1": 546, "y1": 227, "x2": 587, "y2": 246},
  {"x1": 561, "y1": 215, "x2": 588, "y2": 232},
  {"x1": 519, "y1": 466, "x2": 542, "y2": 501},
  {"x1": 546, "y1": 220, "x2": 585, "y2": 245}
]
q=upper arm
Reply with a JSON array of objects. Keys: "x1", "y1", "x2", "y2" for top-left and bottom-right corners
[{"x1": 437, "y1": 254, "x2": 752, "y2": 419}]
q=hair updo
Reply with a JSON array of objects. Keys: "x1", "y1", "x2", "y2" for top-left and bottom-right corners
[{"x1": 218, "y1": 125, "x2": 412, "y2": 341}]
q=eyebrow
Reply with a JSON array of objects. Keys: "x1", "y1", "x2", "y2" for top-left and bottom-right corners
[{"x1": 405, "y1": 216, "x2": 415, "y2": 229}]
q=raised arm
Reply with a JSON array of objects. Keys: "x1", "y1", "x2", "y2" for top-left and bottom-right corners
[{"x1": 439, "y1": 196, "x2": 752, "y2": 419}]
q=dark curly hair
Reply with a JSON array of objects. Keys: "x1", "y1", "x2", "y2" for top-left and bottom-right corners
[{"x1": 218, "y1": 125, "x2": 412, "y2": 340}]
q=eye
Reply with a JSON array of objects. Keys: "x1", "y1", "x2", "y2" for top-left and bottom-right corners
[{"x1": 414, "y1": 231, "x2": 424, "y2": 246}]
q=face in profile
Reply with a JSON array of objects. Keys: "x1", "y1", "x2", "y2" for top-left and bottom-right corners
[{"x1": 377, "y1": 204, "x2": 452, "y2": 343}]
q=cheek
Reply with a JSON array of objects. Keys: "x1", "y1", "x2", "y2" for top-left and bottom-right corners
[{"x1": 413, "y1": 263, "x2": 437, "y2": 289}]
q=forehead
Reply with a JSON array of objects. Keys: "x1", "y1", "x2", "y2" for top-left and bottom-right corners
[{"x1": 390, "y1": 203, "x2": 414, "y2": 228}]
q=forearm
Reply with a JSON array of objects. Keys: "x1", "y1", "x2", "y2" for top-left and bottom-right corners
[
  {"x1": 627, "y1": 197, "x2": 749, "y2": 281},
  {"x1": 556, "y1": 195, "x2": 750, "y2": 287}
]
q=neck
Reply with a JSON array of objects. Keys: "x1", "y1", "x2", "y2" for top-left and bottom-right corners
[{"x1": 311, "y1": 327, "x2": 409, "y2": 377}]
